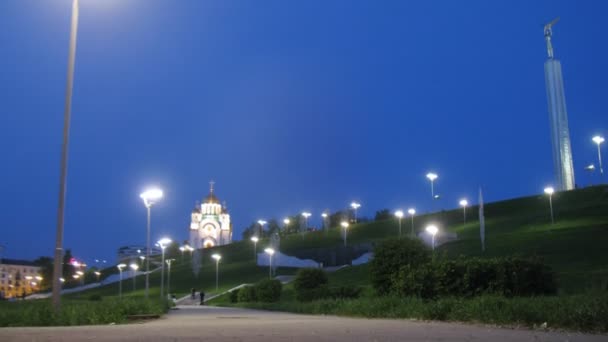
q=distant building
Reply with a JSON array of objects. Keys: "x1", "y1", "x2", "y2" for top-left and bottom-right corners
[
  {"x1": 189, "y1": 182, "x2": 232, "y2": 249},
  {"x1": 0, "y1": 259, "x2": 42, "y2": 299},
  {"x1": 117, "y1": 245, "x2": 160, "y2": 263}
]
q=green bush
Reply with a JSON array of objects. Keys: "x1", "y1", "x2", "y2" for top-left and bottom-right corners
[
  {"x1": 392, "y1": 257, "x2": 557, "y2": 299},
  {"x1": 370, "y1": 238, "x2": 431, "y2": 295},
  {"x1": 237, "y1": 286, "x2": 257, "y2": 302},
  {"x1": 255, "y1": 279, "x2": 283, "y2": 302},
  {"x1": 229, "y1": 289, "x2": 240, "y2": 303},
  {"x1": 294, "y1": 268, "x2": 329, "y2": 302}
]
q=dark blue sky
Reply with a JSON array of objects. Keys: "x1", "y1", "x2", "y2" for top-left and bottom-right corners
[{"x1": 1, "y1": 0, "x2": 606, "y2": 263}]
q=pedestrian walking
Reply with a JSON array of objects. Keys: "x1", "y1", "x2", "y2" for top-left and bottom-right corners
[
  {"x1": 191, "y1": 287, "x2": 196, "y2": 300},
  {"x1": 199, "y1": 289, "x2": 205, "y2": 305}
]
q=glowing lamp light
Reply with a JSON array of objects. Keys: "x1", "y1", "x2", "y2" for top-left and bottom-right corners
[
  {"x1": 212, "y1": 253, "x2": 221, "y2": 261},
  {"x1": 592, "y1": 136, "x2": 605, "y2": 145},
  {"x1": 544, "y1": 187, "x2": 555, "y2": 195},
  {"x1": 426, "y1": 173, "x2": 438, "y2": 181},
  {"x1": 408, "y1": 208, "x2": 416, "y2": 215},
  {"x1": 140, "y1": 188, "x2": 163, "y2": 206},
  {"x1": 459, "y1": 199, "x2": 468, "y2": 207},
  {"x1": 250, "y1": 236, "x2": 259, "y2": 243},
  {"x1": 264, "y1": 248, "x2": 275, "y2": 255},
  {"x1": 395, "y1": 210, "x2": 404, "y2": 218},
  {"x1": 426, "y1": 225, "x2": 438, "y2": 236},
  {"x1": 283, "y1": 218, "x2": 290, "y2": 225}
]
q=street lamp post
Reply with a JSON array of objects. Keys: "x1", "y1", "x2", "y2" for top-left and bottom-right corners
[
  {"x1": 341, "y1": 221, "x2": 349, "y2": 247},
  {"x1": 283, "y1": 218, "x2": 290, "y2": 234},
  {"x1": 321, "y1": 212, "x2": 328, "y2": 231},
  {"x1": 425, "y1": 225, "x2": 438, "y2": 251},
  {"x1": 426, "y1": 173, "x2": 438, "y2": 198},
  {"x1": 301, "y1": 212, "x2": 311, "y2": 234},
  {"x1": 52, "y1": 0, "x2": 80, "y2": 313},
  {"x1": 140, "y1": 188, "x2": 163, "y2": 299},
  {"x1": 408, "y1": 208, "x2": 416, "y2": 236},
  {"x1": 459, "y1": 199, "x2": 468, "y2": 224},
  {"x1": 257, "y1": 220, "x2": 267, "y2": 237},
  {"x1": 264, "y1": 248, "x2": 275, "y2": 279},
  {"x1": 129, "y1": 263, "x2": 139, "y2": 291},
  {"x1": 250, "y1": 236, "x2": 259, "y2": 263},
  {"x1": 94, "y1": 271, "x2": 101, "y2": 283},
  {"x1": 544, "y1": 187, "x2": 555, "y2": 224},
  {"x1": 179, "y1": 246, "x2": 185, "y2": 262},
  {"x1": 350, "y1": 202, "x2": 361, "y2": 223},
  {"x1": 211, "y1": 254, "x2": 221, "y2": 291},
  {"x1": 165, "y1": 259, "x2": 173, "y2": 297},
  {"x1": 394, "y1": 210, "x2": 404, "y2": 237},
  {"x1": 157, "y1": 238, "x2": 171, "y2": 300},
  {"x1": 593, "y1": 136, "x2": 605, "y2": 175},
  {"x1": 117, "y1": 263, "x2": 126, "y2": 298}
]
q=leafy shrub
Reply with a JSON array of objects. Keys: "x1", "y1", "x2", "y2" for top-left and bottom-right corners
[
  {"x1": 229, "y1": 289, "x2": 240, "y2": 303},
  {"x1": 370, "y1": 238, "x2": 431, "y2": 295},
  {"x1": 237, "y1": 286, "x2": 257, "y2": 302},
  {"x1": 391, "y1": 256, "x2": 556, "y2": 299},
  {"x1": 255, "y1": 279, "x2": 282, "y2": 302},
  {"x1": 294, "y1": 268, "x2": 328, "y2": 302}
]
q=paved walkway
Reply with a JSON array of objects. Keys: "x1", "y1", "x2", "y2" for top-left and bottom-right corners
[{"x1": 0, "y1": 305, "x2": 605, "y2": 341}]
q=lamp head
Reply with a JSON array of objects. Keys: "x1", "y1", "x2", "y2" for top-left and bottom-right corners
[
  {"x1": 425, "y1": 225, "x2": 438, "y2": 236},
  {"x1": 302, "y1": 212, "x2": 311, "y2": 218},
  {"x1": 140, "y1": 188, "x2": 163, "y2": 207},
  {"x1": 321, "y1": 212, "x2": 328, "y2": 218},
  {"x1": 283, "y1": 218, "x2": 290, "y2": 225},
  {"x1": 395, "y1": 210, "x2": 404, "y2": 218},
  {"x1": 211, "y1": 253, "x2": 221, "y2": 261},
  {"x1": 129, "y1": 263, "x2": 139, "y2": 270},
  {"x1": 408, "y1": 208, "x2": 416, "y2": 215},
  {"x1": 592, "y1": 135, "x2": 605, "y2": 145},
  {"x1": 117, "y1": 263, "x2": 127, "y2": 270},
  {"x1": 157, "y1": 237, "x2": 172, "y2": 249},
  {"x1": 257, "y1": 220, "x2": 267, "y2": 226},
  {"x1": 350, "y1": 202, "x2": 361, "y2": 209},
  {"x1": 264, "y1": 247, "x2": 275, "y2": 255},
  {"x1": 585, "y1": 164, "x2": 595, "y2": 171},
  {"x1": 459, "y1": 199, "x2": 468, "y2": 207},
  {"x1": 251, "y1": 236, "x2": 259, "y2": 243},
  {"x1": 544, "y1": 187, "x2": 555, "y2": 195},
  {"x1": 341, "y1": 221, "x2": 349, "y2": 228},
  {"x1": 426, "y1": 173, "x2": 438, "y2": 181}
]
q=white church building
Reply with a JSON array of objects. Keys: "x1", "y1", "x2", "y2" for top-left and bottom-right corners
[{"x1": 189, "y1": 182, "x2": 232, "y2": 249}]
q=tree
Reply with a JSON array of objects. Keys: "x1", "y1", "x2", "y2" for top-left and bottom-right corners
[
  {"x1": 375, "y1": 209, "x2": 392, "y2": 221},
  {"x1": 329, "y1": 210, "x2": 349, "y2": 229},
  {"x1": 267, "y1": 219, "x2": 281, "y2": 236},
  {"x1": 242, "y1": 222, "x2": 258, "y2": 240},
  {"x1": 33, "y1": 256, "x2": 53, "y2": 290},
  {"x1": 62, "y1": 249, "x2": 75, "y2": 281}
]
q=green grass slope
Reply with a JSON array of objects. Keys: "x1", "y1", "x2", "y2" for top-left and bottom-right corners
[{"x1": 78, "y1": 185, "x2": 607, "y2": 299}]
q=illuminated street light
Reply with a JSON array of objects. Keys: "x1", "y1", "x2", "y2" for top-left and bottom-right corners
[
  {"x1": 165, "y1": 259, "x2": 174, "y2": 297},
  {"x1": 140, "y1": 187, "x2": 163, "y2": 299},
  {"x1": 301, "y1": 212, "x2": 311, "y2": 233},
  {"x1": 157, "y1": 237, "x2": 172, "y2": 300},
  {"x1": 179, "y1": 246, "x2": 185, "y2": 262},
  {"x1": 211, "y1": 254, "x2": 221, "y2": 291},
  {"x1": 544, "y1": 187, "x2": 555, "y2": 224},
  {"x1": 425, "y1": 225, "x2": 439, "y2": 250},
  {"x1": 426, "y1": 173, "x2": 438, "y2": 198},
  {"x1": 250, "y1": 236, "x2": 259, "y2": 262},
  {"x1": 350, "y1": 202, "x2": 361, "y2": 223},
  {"x1": 394, "y1": 210, "x2": 404, "y2": 237},
  {"x1": 94, "y1": 271, "x2": 101, "y2": 283},
  {"x1": 592, "y1": 135, "x2": 604, "y2": 174},
  {"x1": 341, "y1": 221, "x2": 349, "y2": 246},
  {"x1": 283, "y1": 218, "x2": 290, "y2": 233},
  {"x1": 321, "y1": 212, "x2": 329, "y2": 231},
  {"x1": 459, "y1": 199, "x2": 469, "y2": 224},
  {"x1": 129, "y1": 263, "x2": 139, "y2": 291},
  {"x1": 257, "y1": 220, "x2": 267, "y2": 237},
  {"x1": 264, "y1": 248, "x2": 275, "y2": 279},
  {"x1": 117, "y1": 263, "x2": 126, "y2": 298},
  {"x1": 408, "y1": 208, "x2": 416, "y2": 236}
]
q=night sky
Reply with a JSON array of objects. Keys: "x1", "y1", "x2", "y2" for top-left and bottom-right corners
[{"x1": 1, "y1": 0, "x2": 606, "y2": 264}]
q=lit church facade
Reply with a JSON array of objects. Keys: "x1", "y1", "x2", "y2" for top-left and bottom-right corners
[{"x1": 189, "y1": 182, "x2": 232, "y2": 249}]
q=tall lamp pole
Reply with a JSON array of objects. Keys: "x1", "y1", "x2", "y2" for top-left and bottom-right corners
[
  {"x1": 350, "y1": 202, "x2": 361, "y2": 223},
  {"x1": 140, "y1": 188, "x2": 163, "y2": 299},
  {"x1": 341, "y1": 221, "x2": 349, "y2": 246},
  {"x1": 129, "y1": 263, "x2": 139, "y2": 291},
  {"x1": 459, "y1": 199, "x2": 468, "y2": 224},
  {"x1": 250, "y1": 236, "x2": 259, "y2": 262},
  {"x1": 264, "y1": 248, "x2": 275, "y2": 279},
  {"x1": 426, "y1": 225, "x2": 438, "y2": 250},
  {"x1": 52, "y1": 0, "x2": 80, "y2": 313},
  {"x1": 157, "y1": 238, "x2": 171, "y2": 299},
  {"x1": 165, "y1": 259, "x2": 173, "y2": 296},
  {"x1": 211, "y1": 254, "x2": 221, "y2": 291},
  {"x1": 301, "y1": 212, "x2": 311, "y2": 234},
  {"x1": 426, "y1": 173, "x2": 438, "y2": 198},
  {"x1": 394, "y1": 210, "x2": 404, "y2": 237},
  {"x1": 408, "y1": 208, "x2": 416, "y2": 236},
  {"x1": 117, "y1": 263, "x2": 126, "y2": 298},
  {"x1": 593, "y1": 136, "x2": 605, "y2": 175}
]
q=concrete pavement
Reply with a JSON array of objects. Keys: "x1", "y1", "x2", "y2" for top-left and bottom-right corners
[{"x1": 0, "y1": 305, "x2": 605, "y2": 341}]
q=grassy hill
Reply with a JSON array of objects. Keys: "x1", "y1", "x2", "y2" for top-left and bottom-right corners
[{"x1": 76, "y1": 185, "x2": 608, "y2": 299}]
